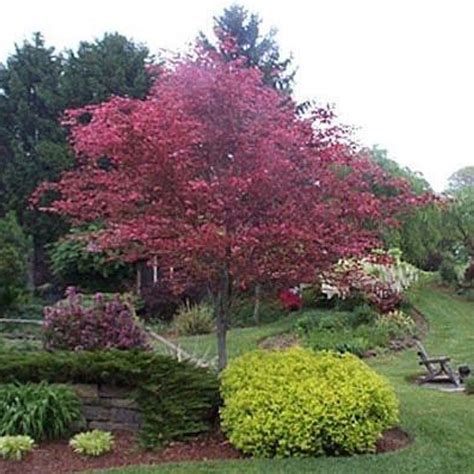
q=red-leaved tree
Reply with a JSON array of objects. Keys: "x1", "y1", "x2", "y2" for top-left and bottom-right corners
[{"x1": 35, "y1": 49, "x2": 426, "y2": 369}]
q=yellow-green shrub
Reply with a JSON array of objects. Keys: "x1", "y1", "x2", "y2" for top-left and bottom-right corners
[{"x1": 220, "y1": 348, "x2": 399, "y2": 457}]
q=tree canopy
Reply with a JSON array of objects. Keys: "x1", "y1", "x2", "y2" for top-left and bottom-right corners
[
  {"x1": 35, "y1": 50, "x2": 427, "y2": 368},
  {"x1": 447, "y1": 165, "x2": 474, "y2": 194}
]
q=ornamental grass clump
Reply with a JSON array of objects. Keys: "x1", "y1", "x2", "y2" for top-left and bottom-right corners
[
  {"x1": 220, "y1": 347, "x2": 400, "y2": 457},
  {"x1": 43, "y1": 287, "x2": 148, "y2": 350},
  {"x1": 0, "y1": 382, "x2": 82, "y2": 440},
  {"x1": 173, "y1": 301, "x2": 214, "y2": 336}
]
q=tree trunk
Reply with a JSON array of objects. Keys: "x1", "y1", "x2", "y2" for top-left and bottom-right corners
[
  {"x1": 215, "y1": 265, "x2": 231, "y2": 372},
  {"x1": 26, "y1": 244, "x2": 35, "y2": 294},
  {"x1": 136, "y1": 264, "x2": 142, "y2": 295},
  {"x1": 216, "y1": 308, "x2": 228, "y2": 371},
  {"x1": 253, "y1": 284, "x2": 261, "y2": 325}
]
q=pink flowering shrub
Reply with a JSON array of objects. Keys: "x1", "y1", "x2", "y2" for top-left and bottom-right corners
[
  {"x1": 321, "y1": 264, "x2": 402, "y2": 314},
  {"x1": 43, "y1": 287, "x2": 148, "y2": 351}
]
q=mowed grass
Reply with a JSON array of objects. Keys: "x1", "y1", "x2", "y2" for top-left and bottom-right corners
[
  {"x1": 153, "y1": 315, "x2": 299, "y2": 363},
  {"x1": 100, "y1": 285, "x2": 474, "y2": 474}
]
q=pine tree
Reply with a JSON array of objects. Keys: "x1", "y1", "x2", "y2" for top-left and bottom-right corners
[
  {"x1": 0, "y1": 33, "x2": 70, "y2": 284},
  {"x1": 200, "y1": 4, "x2": 295, "y2": 93},
  {"x1": 61, "y1": 32, "x2": 154, "y2": 108}
]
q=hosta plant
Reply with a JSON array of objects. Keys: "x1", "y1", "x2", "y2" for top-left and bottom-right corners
[
  {"x1": 70, "y1": 430, "x2": 114, "y2": 457},
  {"x1": 0, "y1": 435, "x2": 35, "y2": 461}
]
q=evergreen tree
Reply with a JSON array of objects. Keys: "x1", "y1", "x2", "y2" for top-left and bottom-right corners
[
  {"x1": 0, "y1": 32, "x2": 156, "y2": 286},
  {"x1": 0, "y1": 212, "x2": 31, "y2": 309},
  {"x1": 0, "y1": 33, "x2": 70, "y2": 283},
  {"x1": 61, "y1": 32, "x2": 154, "y2": 108},
  {"x1": 200, "y1": 4, "x2": 295, "y2": 93}
]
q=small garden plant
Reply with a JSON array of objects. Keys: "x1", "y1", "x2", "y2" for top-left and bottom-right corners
[
  {"x1": 0, "y1": 382, "x2": 82, "y2": 440},
  {"x1": 220, "y1": 348, "x2": 399, "y2": 457},
  {"x1": 173, "y1": 301, "x2": 214, "y2": 336},
  {"x1": 70, "y1": 430, "x2": 114, "y2": 457},
  {"x1": 0, "y1": 435, "x2": 35, "y2": 461}
]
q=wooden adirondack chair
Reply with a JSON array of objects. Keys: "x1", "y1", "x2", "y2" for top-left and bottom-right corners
[{"x1": 415, "y1": 341, "x2": 460, "y2": 387}]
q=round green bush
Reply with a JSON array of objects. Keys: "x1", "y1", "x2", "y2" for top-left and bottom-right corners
[{"x1": 220, "y1": 348, "x2": 399, "y2": 457}]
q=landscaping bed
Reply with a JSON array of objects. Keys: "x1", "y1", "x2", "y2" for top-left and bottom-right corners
[
  {"x1": 0, "y1": 428, "x2": 411, "y2": 474},
  {"x1": 259, "y1": 306, "x2": 427, "y2": 358}
]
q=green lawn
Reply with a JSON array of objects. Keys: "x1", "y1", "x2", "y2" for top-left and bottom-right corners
[
  {"x1": 154, "y1": 315, "x2": 299, "y2": 364},
  {"x1": 100, "y1": 285, "x2": 474, "y2": 474}
]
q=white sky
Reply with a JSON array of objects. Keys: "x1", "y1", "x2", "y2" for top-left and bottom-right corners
[{"x1": 1, "y1": 0, "x2": 473, "y2": 191}]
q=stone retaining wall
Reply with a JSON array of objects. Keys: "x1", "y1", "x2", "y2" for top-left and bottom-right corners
[{"x1": 71, "y1": 384, "x2": 142, "y2": 432}]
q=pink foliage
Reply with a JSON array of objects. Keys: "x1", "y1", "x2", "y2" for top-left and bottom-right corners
[
  {"x1": 43, "y1": 287, "x2": 148, "y2": 351},
  {"x1": 279, "y1": 289, "x2": 302, "y2": 311},
  {"x1": 33, "y1": 50, "x2": 427, "y2": 295}
]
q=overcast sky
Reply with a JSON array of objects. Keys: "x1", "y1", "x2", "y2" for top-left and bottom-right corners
[{"x1": 1, "y1": 0, "x2": 473, "y2": 191}]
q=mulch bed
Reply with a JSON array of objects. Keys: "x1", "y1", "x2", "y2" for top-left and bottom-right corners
[
  {"x1": 0, "y1": 428, "x2": 410, "y2": 474},
  {"x1": 0, "y1": 431, "x2": 239, "y2": 474}
]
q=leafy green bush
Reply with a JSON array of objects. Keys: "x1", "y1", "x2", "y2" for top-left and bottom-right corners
[
  {"x1": 49, "y1": 224, "x2": 132, "y2": 292},
  {"x1": 173, "y1": 302, "x2": 214, "y2": 336},
  {"x1": 351, "y1": 304, "x2": 379, "y2": 327},
  {"x1": 221, "y1": 348, "x2": 399, "y2": 457},
  {"x1": 0, "y1": 350, "x2": 219, "y2": 448},
  {"x1": 304, "y1": 325, "x2": 391, "y2": 357},
  {"x1": 0, "y1": 435, "x2": 35, "y2": 461},
  {"x1": 70, "y1": 430, "x2": 114, "y2": 456},
  {"x1": 293, "y1": 310, "x2": 350, "y2": 336},
  {"x1": 0, "y1": 382, "x2": 82, "y2": 440}
]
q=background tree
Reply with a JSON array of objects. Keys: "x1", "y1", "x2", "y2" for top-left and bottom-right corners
[
  {"x1": 447, "y1": 165, "x2": 474, "y2": 194},
  {"x1": 200, "y1": 3, "x2": 295, "y2": 93},
  {"x1": 444, "y1": 187, "x2": 474, "y2": 259},
  {"x1": 36, "y1": 52, "x2": 425, "y2": 369},
  {"x1": 49, "y1": 224, "x2": 132, "y2": 293},
  {"x1": 370, "y1": 146, "x2": 444, "y2": 270},
  {"x1": 0, "y1": 212, "x2": 31, "y2": 311},
  {"x1": 0, "y1": 33, "x2": 70, "y2": 285},
  {"x1": 0, "y1": 32, "x2": 156, "y2": 288},
  {"x1": 437, "y1": 167, "x2": 474, "y2": 286},
  {"x1": 61, "y1": 32, "x2": 154, "y2": 108}
]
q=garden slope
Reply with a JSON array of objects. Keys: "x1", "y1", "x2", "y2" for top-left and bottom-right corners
[{"x1": 104, "y1": 285, "x2": 474, "y2": 474}]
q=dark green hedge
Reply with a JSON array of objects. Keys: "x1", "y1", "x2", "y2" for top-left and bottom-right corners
[{"x1": 0, "y1": 350, "x2": 219, "y2": 447}]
